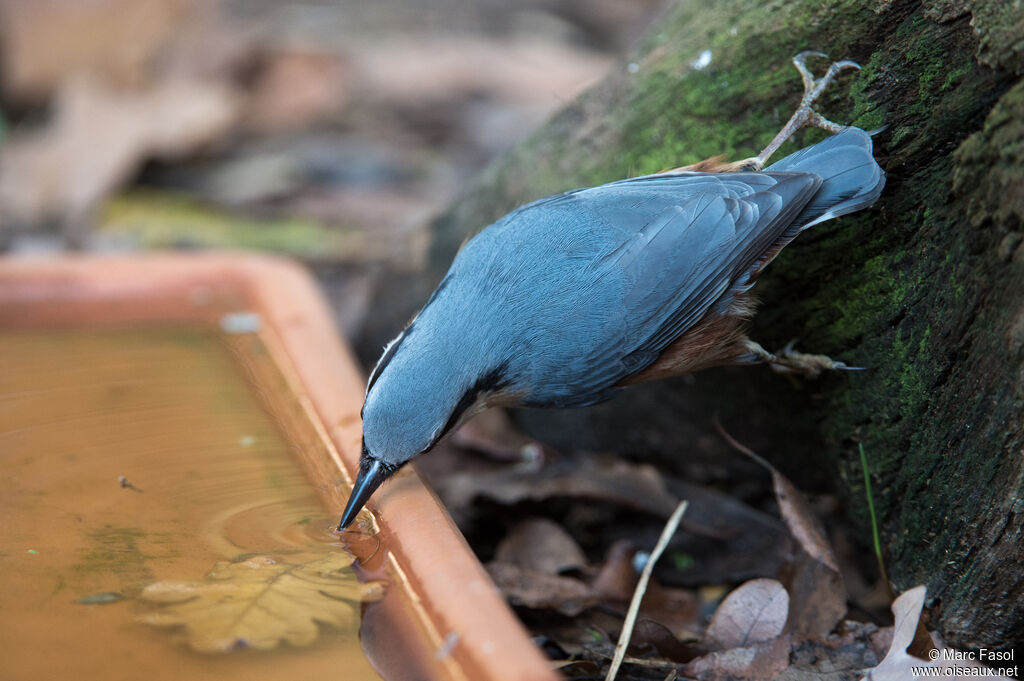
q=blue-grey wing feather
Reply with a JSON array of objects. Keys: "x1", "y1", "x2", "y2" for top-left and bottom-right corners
[{"x1": 437, "y1": 170, "x2": 821, "y2": 407}]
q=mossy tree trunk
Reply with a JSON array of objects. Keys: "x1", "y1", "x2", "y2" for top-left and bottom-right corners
[{"x1": 422, "y1": 0, "x2": 1024, "y2": 648}]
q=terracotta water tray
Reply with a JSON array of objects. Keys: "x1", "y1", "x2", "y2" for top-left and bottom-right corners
[{"x1": 0, "y1": 254, "x2": 559, "y2": 681}]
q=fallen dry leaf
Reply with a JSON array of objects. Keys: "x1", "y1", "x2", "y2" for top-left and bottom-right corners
[
  {"x1": 138, "y1": 552, "x2": 384, "y2": 652},
  {"x1": 244, "y1": 50, "x2": 350, "y2": 133},
  {"x1": 0, "y1": 0, "x2": 200, "y2": 101},
  {"x1": 353, "y1": 35, "x2": 611, "y2": 110},
  {"x1": 486, "y1": 561, "x2": 597, "y2": 617},
  {"x1": 861, "y1": 586, "x2": 994, "y2": 680},
  {"x1": 685, "y1": 634, "x2": 793, "y2": 681},
  {"x1": 629, "y1": 618, "x2": 701, "y2": 662},
  {"x1": 716, "y1": 424, "x2": 847, "y2": 636},
  {"x1": 452, "y1": 408, "x2": 548, "y2": 462},
  {"x1": 435, "y1": 454, "x2": 681, "y2": 518},
  {"x1": 590, "y1": 539, "x2": 640, "y2": 602},
  {"x1": 0, "y1": 75, "x2": 238, "y2": 231},
  {"x1": 589, "y1": 539, "x2": 702, "y2": 637},
  {"x1": 769, "y1": 467, "x2": 837, "y2": 572},
  {"x1": 668, "y1": 480, "x2": 791, "y2": 584},
  {"x1": 704, "y1": 578, "x2": 789, "y2": 651},
  {"x1": 495, "y1": 517, "x2": 587, "y2": 575},
  {"x1": 780, "y1": 554, "x2": 847, "y2": 639}
]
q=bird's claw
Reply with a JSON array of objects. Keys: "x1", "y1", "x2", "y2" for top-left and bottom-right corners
[
  {"x1": 754, "y1": 51, "x2": 863, "y2": 167},
  {"x1": 770, "y1": 339, "x2": 865, "y2": 378}
]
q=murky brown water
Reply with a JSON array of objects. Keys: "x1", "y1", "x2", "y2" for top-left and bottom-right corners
[{"x1": 0, "y1": 328, "x2": 383, "y2": 681}]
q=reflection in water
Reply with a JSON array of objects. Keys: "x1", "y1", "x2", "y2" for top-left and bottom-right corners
[{"x1": 0, "y1": 328, "x2": 383, "y2": 681}]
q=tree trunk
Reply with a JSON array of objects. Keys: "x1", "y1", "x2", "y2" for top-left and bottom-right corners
[{"x1": 422, "y1": 0, "x2": 1024, "y2": 648}]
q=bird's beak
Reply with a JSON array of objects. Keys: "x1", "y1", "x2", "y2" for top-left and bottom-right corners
[{"x1": 337, "y1": 458, "x2": 389, "y2": 530}]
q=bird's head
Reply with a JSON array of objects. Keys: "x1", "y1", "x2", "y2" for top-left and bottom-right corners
[{"x1": 336, "y1": 317, "x2": 512, "y2": 530}]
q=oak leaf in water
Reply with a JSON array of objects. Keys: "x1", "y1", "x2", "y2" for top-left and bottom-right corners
[{"x1": 138, "y1": 553, "x2": 384, "y2": 652}]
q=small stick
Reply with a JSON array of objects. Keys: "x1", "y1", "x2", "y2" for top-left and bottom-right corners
[{"x1": 604, "y1": 499, "x2": 689, "y2": 681}]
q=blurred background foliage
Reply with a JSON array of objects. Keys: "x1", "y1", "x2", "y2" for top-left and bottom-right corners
[{"x1": 0, "y1": 0, "x2": 665, "y2": 345}]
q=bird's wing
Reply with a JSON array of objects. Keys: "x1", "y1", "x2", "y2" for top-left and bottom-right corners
[{"x1": 524, "y1": 171, "x2": 822, "y2": 404}]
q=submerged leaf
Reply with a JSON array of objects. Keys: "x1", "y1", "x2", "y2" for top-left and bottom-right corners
[
  {"x1": 138, "y1": 552, "x2": 384, "y2": 653},
  {"x1": 75, "y1": 592, "x2": 125, "y2": 605}
]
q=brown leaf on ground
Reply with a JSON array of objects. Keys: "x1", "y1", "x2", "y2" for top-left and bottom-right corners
[
  {"x1": 138, "y1": 552, "x2": 384, "y2": 652},
  {"x1": 861, "y1": 586, "x2": 994, "y2": 681},
  {"x1": 770, "y1": 470, "x2": 837, "y2": 573},
  {"x1": 244, "y1": 50, "x2": 350, "y2": 133},
  {"x1": 685, "y1": 634, "x2": 793, "y2": 681},
  {"x1": 486, "y1": 561, "x2": 597, "y2": 617},
  {"x1": 716, "y1": 424, "x2": 847, "y2": 636},
  {"x1": 781, "y1": 633, "x2": 886, "y2": 680},
  {"x1": 716, "y1": 423, "x2": 839, "y2": 570},
  {"x1": 353, "y1": 36, "x2": 611, "y2": 109},
  {"x1": 629, "y1": 618, "x2": 701, "y2": 663},
  {"x1": 452, "y1": 408, "x2": 549, "y2": 463},
  {"x1": 0, "y1": 76, "x2": 239, "y2": 229},
  {"x1": 639, "y1": 582, "x2": 703, "y2": 640},
  {"x1": 590, "y1": 539, "x2": 639, "y2": 602},
  {"x1": 0, "y1": 0, "x2": 201, "y2": 101},
  {"x1": 668, "y1": 481, "x2": 792, "y2": 584},
  {"x1": 495, "y1": 517, "x2": 587, "y2": 575},
  {"x1": 704, "y1": 578, "x2": 789, "y2": 651},
  {"x1": 588, "y1": 539, "x2": 703, "y2": 639},
  {"x1": 435, "y1": 454, "x2": 681, "y2": 518},
  {"x1": 780, "y1": 553, "x2": 847, "y2": 639},
  {"x1": 419, "y1": 441, "x2": 793, "y2": 585}
]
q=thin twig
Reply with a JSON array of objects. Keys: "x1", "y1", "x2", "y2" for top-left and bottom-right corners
[
  {"x1": 604, "y1": 499, "x2": 689, "y2": 681},
  {"x1": 620, "y1": 656, "x2": 678, "y2": 669},
  {"x1": 712, "y1": 417, "x2": 773, "y2": 470}
]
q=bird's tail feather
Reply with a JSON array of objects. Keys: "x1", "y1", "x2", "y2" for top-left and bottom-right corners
[{"x1": 766, "y1": 127, "x2": 885, "y2": 230}]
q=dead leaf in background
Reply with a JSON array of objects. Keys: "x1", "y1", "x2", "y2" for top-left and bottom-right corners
[
  {"x1": 765, "y1": 465, "x2": 847, "y2": 637},
  {"x1": 861, "y1": 586, "x2": 992, "y2": 681},
  {"x1": 495, "y1": 517, "x2": 587, "y2": 574},
  {"x1": 453, "y1": 408, "x2": 548, "y2": 462},
  {"x1": 704, "y1": 578, "x2": 789, "y2": 650},
  {"x1": 244, "y1": 50, "x2": 350, "y2": 133},
  {"x1": 629, "y1": 618, "x2": 700, "y2": 662},
  {"x1": 0, "y1": 0, "x2": 200, "y2": 101},
  {"x1": 0, "y1": 0, "x2": 250, "y2": 239},
  {"x1": 138, "y1": 553, "x2": 384, "y2": 652},
  {"x1": 590, "y1": 539, "x2": 638, "y2": 602},
  {"x1": 435, "y1": 455, "x2": 681, "y2": 518},
  {"x1": 0, "y1": 76, "x2": 238, "y2": 231},
  {"x1": 486, "y1": 561, "x2": 597, "y2": 617},
  {"x1": 589, "y1": 540, "x2": 702, "y2": 637},
  {"x1": 354, "y1": 36, "x2": 610, "y2": 109},
  {"x1": 419, "y1": 441, "x2": 793, "y2": 586},
  {"x1": 716, "y1": 423, "x2": 847, "y2": 636},
  {"x1": 667, "y1": 481, "x2": 791, "y2": 584},
  {"x1": 780, "y1": 555, "x2": 847, "y2": 639},
  {"x1": 685, "y1": 634, "x2": 793, "y2": 681}
]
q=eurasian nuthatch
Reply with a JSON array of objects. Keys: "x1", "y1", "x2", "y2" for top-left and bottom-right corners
[{"x1": 338, "y1": 51, "x2": 885, "y2": 530}]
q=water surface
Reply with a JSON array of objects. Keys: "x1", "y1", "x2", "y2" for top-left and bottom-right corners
[{"x1": 0, "y1": 328, "x2": 382, "y2": 681}]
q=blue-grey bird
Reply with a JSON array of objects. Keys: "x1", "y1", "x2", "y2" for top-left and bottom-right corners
[{"x1": 338, "y1": 52, "x2": 885, "y2": 530}]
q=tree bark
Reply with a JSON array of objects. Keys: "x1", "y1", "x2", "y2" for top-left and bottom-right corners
[{"x1": 421, "y1": 0, "x2": 1024, "y2": 648}]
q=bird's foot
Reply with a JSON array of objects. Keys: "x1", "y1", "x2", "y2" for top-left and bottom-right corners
[
  {"x1": 743, "y1": 339, "x2": 864, "y2": 379},
  {"x1": 749, "y1": 51, "x2": 862, "y2": 169}
]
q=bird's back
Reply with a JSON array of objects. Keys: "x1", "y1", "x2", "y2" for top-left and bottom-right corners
[{"x1": 423, "y1": 128, "x2": 885, "y2": 407}]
